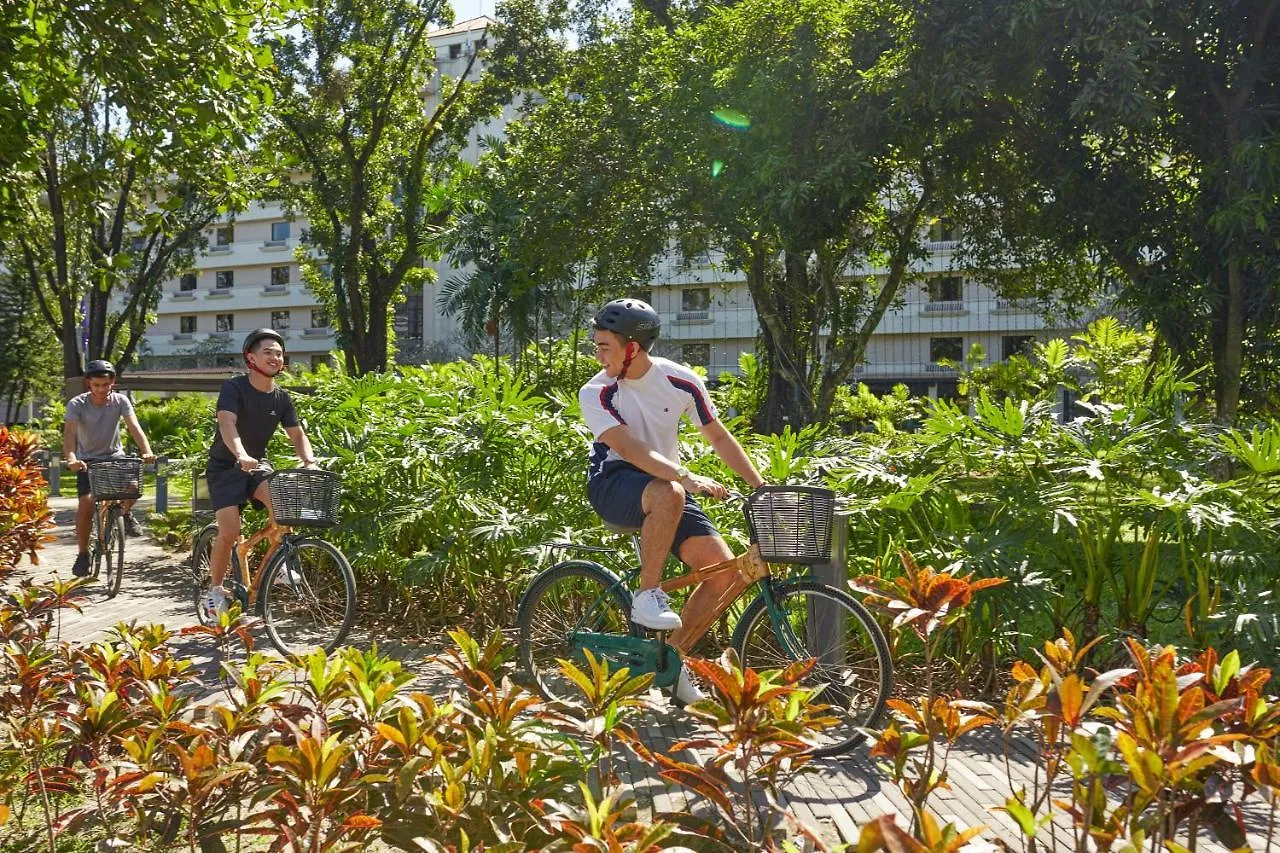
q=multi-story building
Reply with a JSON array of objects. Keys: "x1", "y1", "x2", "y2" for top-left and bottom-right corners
[
  {"x1": 137, "y1": 14, "x2": 1072, "y2": 395},
  {"x1": 419, "y1": 238, "x2": 1072, "y2": 397},
  {"x1": 139, "y1": 200, "x2": 335, "y2": 372}
]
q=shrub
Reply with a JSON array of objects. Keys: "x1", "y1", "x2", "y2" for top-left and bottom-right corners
[{"x1": 0, "y1": 426, "x2": 54, "y2": 576}]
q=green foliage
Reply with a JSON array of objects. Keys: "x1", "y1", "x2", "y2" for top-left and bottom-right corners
[
  {"x1": 0, "y1": 0, "x2": 288, "y2": 378},
  {"x1": 129, "y1": 396, "x2": 216, "y2": 459}
]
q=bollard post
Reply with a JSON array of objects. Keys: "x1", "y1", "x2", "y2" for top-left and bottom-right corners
[
  {"x1": 809, "y1": 512, "x2": 849, "y2": 664},
  {"x1": 154, "y1": 455, "x2": 168, "y2": 514},
  {"x1": 49, "y1": 453, "x2": 62, "y2": 495}
]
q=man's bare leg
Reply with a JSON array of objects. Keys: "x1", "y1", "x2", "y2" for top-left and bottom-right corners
[
  {"x1": 638, "y1": 479, "x2": 684, "y2": 589},
  {"x1": 75, "y1": 494, "x2": 94, "y2": 553},
  {"x1": 668, "y1": 534, "x2": 736, "y2": 652}
]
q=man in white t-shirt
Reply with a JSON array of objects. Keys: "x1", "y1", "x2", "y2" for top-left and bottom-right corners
[{"x1": 579, "y1": 298, "x2": 765, "y2": 705}]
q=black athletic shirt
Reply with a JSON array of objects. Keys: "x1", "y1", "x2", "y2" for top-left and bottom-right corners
[{"x1": 209, "y1": 375, "x2": 299, "y2": 464}]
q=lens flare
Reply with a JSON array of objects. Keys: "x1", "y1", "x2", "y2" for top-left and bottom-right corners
[
  {"x1": 711, "y1": 160, "x2": 724, "y2": 177},
  {"x1": 711, "y1": 108, "x2": 751, "y2": 131}
]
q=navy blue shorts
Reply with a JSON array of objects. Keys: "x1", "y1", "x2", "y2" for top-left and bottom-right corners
[
  {"x1": 206, "y1": 460, "x2": 269, "y2": 512},
  {"x1": 587, "y1": 462, "x2": 719, "y2": 555}
]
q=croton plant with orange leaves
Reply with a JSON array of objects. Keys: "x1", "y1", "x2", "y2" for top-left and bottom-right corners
[{"x1": 0, "y1": 426, "x2": 55, "y2": 575}]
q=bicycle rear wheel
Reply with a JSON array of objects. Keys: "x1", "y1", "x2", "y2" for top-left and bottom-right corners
[
  {"x1": 517, "y1": 560, "x2": 637, "y2": 710},
  {"x1": 732, "y1": 578, "x2": 892, "y2": 757},
  {"x1": 102, "y1": 506, "x2": 125, "y2": 599},
  {"x1": 260, "y1": 538, "x2": 356, "y2": 655}
]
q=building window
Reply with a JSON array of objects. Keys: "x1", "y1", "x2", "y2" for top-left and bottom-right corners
[
  {"x1": 270, "y1": 221, "x2": 290, "y2": 242},
  {"x1": 215, "y1": 270, "x2": 234, "y2": 289},
  {"x1": 270, "y1": 266, "x2": 290, "y2": 286},
  {"x1": 930, "y1": 337, "x2": 963, "y2": 363},
  {"x1": 215, "y1": 225, "x2": 234, "y2": 246},
  {"x1": 179, "y1": 273, "x2": 197, "y2": 292},
  {"x1": 681, "y1": 287, "x2": 711, "y2": 313},
  {"x1": 928, "y1": 276, "x2": 963, "y2": 302},
  {"x1": 682, "y1": 343, "x2": 711, "y2": 368},
  {"x1": 1002, "y1": 335, "x2": 1035, "y2": 360},
  {"x1": 449, "y1": 43, "x2": 462, "y2": 59},
  {"x1": 216, "y1": 313, "x2": 234, "y2": 333},
  {"x1": 180, "y1": 316, "x2": 197, "y2": 333},
  {"x1": 311, "y1": 309, "x2": 330, "y2": 329},
  {"x1": 271, "y1": 310, "x2": 291, "y2": 331},
  {"x1": 474, "y1": 37, "x2": 488, "y2": 50},
  {"x1": 928, "y1": 220, "x2": 960, "y2": 243}
]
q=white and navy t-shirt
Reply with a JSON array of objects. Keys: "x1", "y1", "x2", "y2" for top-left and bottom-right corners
[{"x1": 578, "y1": 357, "x2": 719, "y2": 481}]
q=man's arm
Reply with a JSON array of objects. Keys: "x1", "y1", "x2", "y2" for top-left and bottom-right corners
[
  {"x1": 63, "y1": 420, "x2": 86, "y2": 471},
  {"x1": 284, "y1": 425, "x2": 316, "y2": 467},
  {"x1": 700, "y1": 420, "x2": 765, "y2": 489},
  {"x1": 217, "y1": 410, "x2": 258, "y2": 471},
  {"x1": 599, "y1": 425, "x2": 729, "y2": 498},
  {"x1": 122, "y1": 412, "x2": 156, "y2": 462}
]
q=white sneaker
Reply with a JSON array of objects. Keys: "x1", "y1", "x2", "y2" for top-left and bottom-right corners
[
  {"x1": 673, "y1": 666, "x2": 705, "y2": 706},
  {"x1": 631, "y1": 588, "x2": 682, "y2": 630},
  {"x1": 201, "y1": 587, "x2": 230, "y2": 621},
  {"x1": 273, "y1": 564, "x2": 302, "y2": 587}
]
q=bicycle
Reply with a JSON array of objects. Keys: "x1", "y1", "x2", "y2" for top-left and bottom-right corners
[
  {"x1": 517, "y1": 485, "x2": 892, "y2": 757},
  {"x1": 188, "y1": 466, "x2": 357, "y2": 655},
  {"x1": 84, "y1": 457, "x2": 144, "y2": 599}
]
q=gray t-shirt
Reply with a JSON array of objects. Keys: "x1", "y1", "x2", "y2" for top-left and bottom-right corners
[{"x1": 66, "y1": 392, "x2": 134, "y2": 459}]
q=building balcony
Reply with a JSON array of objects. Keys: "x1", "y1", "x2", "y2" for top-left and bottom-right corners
[
  {"x1": 921, "y1": 300, "x2": 967, "y2": 315},
  {"x1": 675, "y1": 310, "x2": 713, "y2": 324},
  {"x1": 261, "y1": 284, "x2": 290, "y2": 296},
  {"x1": 207, "y1": 288, "x2": 234, "y2": 299},
  {"x1": 302, "y1": 327, "x2": 334, "y2": 338},
  {"x1": 208, "y1": 245, "x2": 233, "y2": 255},
  {"x1": 260, "y1": 239, "x2": 291, "y2": 252}
]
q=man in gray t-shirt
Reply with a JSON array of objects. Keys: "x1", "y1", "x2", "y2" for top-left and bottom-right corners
[{"x1": 63, "y1": 360, "x2": 156, "y2": 577}]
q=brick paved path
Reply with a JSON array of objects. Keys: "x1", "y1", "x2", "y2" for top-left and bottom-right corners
[{"x1": 10, "y1": 498, "x2": 1275, "y2": 851}]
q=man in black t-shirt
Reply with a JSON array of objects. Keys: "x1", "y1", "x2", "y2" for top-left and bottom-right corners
[{"x1": 202, "y1": 328, "x2": 318, "y2": 618}]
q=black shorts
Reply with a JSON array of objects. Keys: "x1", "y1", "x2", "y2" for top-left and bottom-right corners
[
  {"x1": 587, "y1": 462, "x2": 719, "y2": 555},
  {"x1": 206, "y1": 460, "x2": 269, "y2": 512},
  {"x1": 76, "y1": 471, "x2": 92, "y2": 498}
]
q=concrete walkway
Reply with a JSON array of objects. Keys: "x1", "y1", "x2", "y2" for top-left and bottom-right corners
[{"x1": 8, "y1": 498, "x2": 1273, "y2": 851}]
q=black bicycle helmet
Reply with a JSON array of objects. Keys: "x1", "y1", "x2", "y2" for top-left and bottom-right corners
[
  {"x1": 590, "y1": 298, "x2": 661, "y2": 349},
  {"x1": 85, "y1": 359, "x2": 116, "y2": 377},
  {"x1": 242, "y1": 328, "x2": 286, "y2": 354}
]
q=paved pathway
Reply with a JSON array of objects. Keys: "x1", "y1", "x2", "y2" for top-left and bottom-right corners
[{"x1": 9, "y1": 498, "x2": 1275, "y2": 851}]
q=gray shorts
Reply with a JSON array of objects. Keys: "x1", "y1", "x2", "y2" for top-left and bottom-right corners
[{"x1": 587, "y1": 462, "x2": 719, "y2": 554}]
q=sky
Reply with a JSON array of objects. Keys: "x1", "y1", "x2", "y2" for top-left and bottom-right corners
[{"x1": 449, "y1": 0, "x2": 497, "y2": 21}]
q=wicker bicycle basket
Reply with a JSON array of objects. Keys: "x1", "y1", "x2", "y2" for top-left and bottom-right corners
[
  {"x1": 743, "y1": 485, "x2": 835, "y2": 565},
  {"x1": 268, "y1": 469, "x2": 341, "y2": 528},
  {"x1": 87, "y1": 458, "x2": 143, "y2": 502}
]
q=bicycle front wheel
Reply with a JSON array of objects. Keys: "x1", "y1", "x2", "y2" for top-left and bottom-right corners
[
  {"x1": 190, "y1": 525, "x2": 218, "y2": 625},
  {"x1": 103, "y1": 507, "x2": 125, "y2": 599},
  {"x1": 517, "y1": 560, "x2": 637, "y2": 710},
  {"x1": 260, "y1": 538, "x2": 356, "y2": 655},
  {"x1": 732, "y1": 578, "x2": 892, "y2": 757}
]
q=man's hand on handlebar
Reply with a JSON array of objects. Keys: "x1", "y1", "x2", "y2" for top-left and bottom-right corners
[
  {"x1": 682, "y1": 473, "x2": 729, "y2": 500},
  {"x1": 237, "y1": 454, "x2": 260, "y2": 473},
  {"x1": 142, "y1": 453, "x2": 158, "y2": 465},
  {"x1": 68, "y1": 458, "x2": 87, "y2": 473}
]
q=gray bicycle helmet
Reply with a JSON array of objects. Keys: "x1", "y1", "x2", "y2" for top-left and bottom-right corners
[
  {"x1": 242, "y1": 328, "x2": 285, "y2": 354},
  {"x1": 85, "y1": 359, "x2": 116, "y2": 377},
  {"x1": 590, "y1": 298, "x2": 661, "y2": 349}
]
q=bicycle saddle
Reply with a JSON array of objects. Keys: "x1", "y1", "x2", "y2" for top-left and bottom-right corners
[{"x1": 603, "y1": 522, "x2": 642, "y2": 536}]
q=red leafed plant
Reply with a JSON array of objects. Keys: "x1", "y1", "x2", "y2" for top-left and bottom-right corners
[{"x1": 0, "y1": 427, "x2": 55, "y2": 576}]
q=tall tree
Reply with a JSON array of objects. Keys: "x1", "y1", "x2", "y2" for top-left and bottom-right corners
[
  {"x1": 464, "y1": 0, "x2": 1087, "y2": 430},
  {"x1": 0, "y1": 0, "x2": 285, "y2": 385},
  {"x1": 267, "y1": 0, "x2": 567, "y2": 375},
  {"x1": 917, "y1": 0, "x2": 1280, "y2": 423}
]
